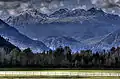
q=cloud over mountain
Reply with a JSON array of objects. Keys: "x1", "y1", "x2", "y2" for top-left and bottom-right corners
[{"x1": 0, "y1": 0, "x2": 120, "y2": 20}]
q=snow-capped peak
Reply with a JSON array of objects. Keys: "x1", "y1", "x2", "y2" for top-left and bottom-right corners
[
  {"x1": 49, "y1": 8, "x2": 69, "y2": 18},
  {"x1": 19, "y1": 8, "x2": 48, "y2": 19},
  {"x1": 6, "y1": 8, "x2": 48, "y2": 26}
]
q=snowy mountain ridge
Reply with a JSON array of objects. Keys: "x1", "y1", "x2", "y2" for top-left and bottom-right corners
[{"x1": 3, "y1": 7, "x2": 120, "y2": 52}]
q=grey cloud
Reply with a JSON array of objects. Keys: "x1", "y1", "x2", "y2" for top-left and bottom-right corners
[
  {"x1": 0, "y1": 0, "x2": 27, "y2": 2},
  {"x1": 91, "y1": 0, "x2": 120, "y2": 15},
  {"x1": 92, "y1": 0, "x2": 120, "y2": 8},
  {"x1": 0, "y1": 0, "x2": 120, "y2": 20}
]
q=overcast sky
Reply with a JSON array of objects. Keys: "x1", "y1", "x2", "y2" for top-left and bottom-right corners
[{"x1": 0, "y1": 0, "x2": 120, "y2": 19}]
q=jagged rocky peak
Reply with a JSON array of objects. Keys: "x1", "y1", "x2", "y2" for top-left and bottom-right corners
[
  {"x1": 6, "y1": 8, "x2": 48, "y2": 26},
  {"x1": 20, "y1": 8, "x2": 48, "y2": 18},
  {"x1": 87, "y1": 8, "x2": 105, "y2": 15},
  {"x1": 68, "y1": 7, "x2": 104, "y2": 16},
  {"x1": 49, "y1": 8, "x2": 69, "y2": 18},
  {"x1": 68, "y1": 9, "x2": 86, "y2": 16},
  {"x1": 55, "y1": 8, "x2": 69, "y2": 13},
  {"x1": 49, "y1": 7, "x2": 105, "y2": 18}
]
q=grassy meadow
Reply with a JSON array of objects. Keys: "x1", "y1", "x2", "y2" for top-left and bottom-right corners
[{"x1": 0, "y1": 69, "x2": 119, "y2": 78}]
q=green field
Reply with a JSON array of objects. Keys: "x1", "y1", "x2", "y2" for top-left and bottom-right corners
[
  {"x1": 0, "y1": 69, "x2": 119, "y2": 78},
  {"x1": 0, "y1": 68, "x2": 120, "y2": 72},
  {"x1": 39, "y1": 70, "x2": 120, "y2": 73},
  {"x1": 40, "y1": 77, "x2": 120, "y2": 79},
  {"x1": 0, "y1": 68, "x2": 120, "y2": 73},
  {"x1": 1, "y1": 77, "x2": 120, "y2": 79}
]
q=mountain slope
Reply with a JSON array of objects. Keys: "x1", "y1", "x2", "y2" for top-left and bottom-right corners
[
  {"x1": 42, "y1": 36, "x2": 84, "y2": 51},
  {"x1": 96, "y1": 29, "x2": 120, "y2": 47},
  {"x1": 0, "y1": 35, "x2": 16, "y2": 50},
  {"x1": 0, "y1": 19, "x2": 49, "y2": 52}
]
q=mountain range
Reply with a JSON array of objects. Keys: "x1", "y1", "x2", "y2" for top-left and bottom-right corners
[{"x1": 2, "y1": 7, "x2": 120, "y2": 52}]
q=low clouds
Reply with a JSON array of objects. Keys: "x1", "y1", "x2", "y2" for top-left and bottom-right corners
[
  {"x1": 0, "y1": 0, "x2": 27, "y2": 2},
  {"x1": 91, "y1": 0, "x2": 120, "y2": 15},
  {"x1": 0, "y1": 0, "x2": 120, "y2": 20},
  {"x1": 92, "y1": 0, "x2": 120, "y2": 8},
  {"x1": 0, "y1": 0, "x2": 31, "y2": 18}
]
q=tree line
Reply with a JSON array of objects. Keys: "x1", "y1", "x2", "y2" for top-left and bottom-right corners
[{"x1": 0, "y1": 46, "x2": 120, "y2": 69}]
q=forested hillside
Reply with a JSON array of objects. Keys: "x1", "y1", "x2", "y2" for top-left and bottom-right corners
[{"x1": 0, "y1": 36, "x2": 119, "y2": 68}]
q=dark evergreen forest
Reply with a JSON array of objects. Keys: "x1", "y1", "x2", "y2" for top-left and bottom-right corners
[{"x1": 0, "y1": 36, "x2": 120, "y2": 69}]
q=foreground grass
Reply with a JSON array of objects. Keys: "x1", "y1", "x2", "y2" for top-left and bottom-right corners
[
  {"x1": 0, "y1": 76, "x2": 120, "y2": 79},
  {"x1": 40, "y1": 77, "x2": 120, "y2": 79},
  {"x1": 39, "y1": 70, "x2": 120, "y2": 73},
  {"x1": 84, "y1": 77, "x2": 120, "y2": 79},
  {"x1": 0, "y1": 68, "x2": 120, "y2": 73},
  {"x1": 0, "y1": 68, "x2": 119, "y2": 78}
]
